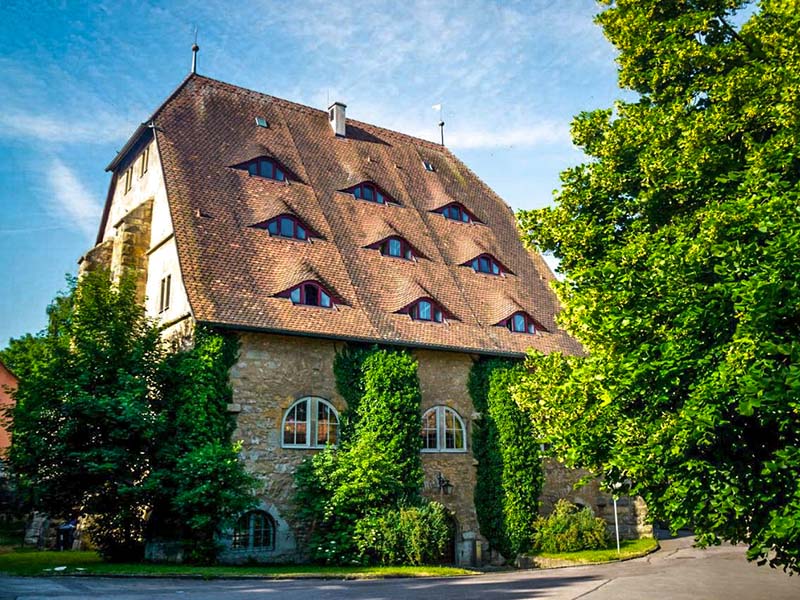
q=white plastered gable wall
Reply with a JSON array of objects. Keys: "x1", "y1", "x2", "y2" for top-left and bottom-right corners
[{"x1": 104, "y1": 139, "x2": 192, "y2": 328}]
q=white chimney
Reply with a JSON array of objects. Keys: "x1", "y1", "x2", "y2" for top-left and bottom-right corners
[{"x1": 328, "y1": 102, "x2": 346, "y2": 137}]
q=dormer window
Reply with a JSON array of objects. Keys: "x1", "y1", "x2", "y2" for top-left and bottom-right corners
[
  {"x1": 435, "y1": 203, "x2": 478, "y2": 223},
  {"x1": 500, "y1": 311, "x2": 538, "y2": 334},
  {"x1": 344, "y1": 182, "x2": 397, "y2": 205},
  {"x1": 367, "y1": 236, "x2": 417, "y2": 260},
  {"x1": 466, "y1": 254, "x2": 505, "y2": 275},
  {"x1": 399, "y1": 298, "x2": 449, "y2": 323},
  {"x1": 257, "y1": 214, "x2": 313, "y2": 241},
  {"x1": 243, "y1": 157, "x2": 287, "y2": 182},
  {"x1": 278, "y1": 281, "x2": 335, "y2": 308}
]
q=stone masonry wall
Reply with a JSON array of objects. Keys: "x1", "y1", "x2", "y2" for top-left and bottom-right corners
[
  {"x1": 109, "y1": 199, "x2": 153, "y2": 303},
  {"x1": 540, "y1": 458, "x2": 652, "y2": 539},
  {"x1": 228, "y1": 335, "x2": 482, "y2": 563}
]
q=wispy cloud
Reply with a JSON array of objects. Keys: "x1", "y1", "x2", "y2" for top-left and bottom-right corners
[
  {"x1": 0, "y1": 111, "x2": 133, "y2": 145},
  {"x1": 47, "y1": 159, "x2": 102, "y2": 238}
]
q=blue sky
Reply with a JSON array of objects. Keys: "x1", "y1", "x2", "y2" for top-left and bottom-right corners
[{"x1": 0, "y1": 0, "x2": 624, "y2": 346}]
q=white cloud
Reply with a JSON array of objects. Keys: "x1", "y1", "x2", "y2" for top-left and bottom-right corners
[
  {"x1": 47, "y1": 159, "x2": 102, "y2": 238},
  {"x1": 0, "y1": 111, "x2": 132, "y2": 145}
]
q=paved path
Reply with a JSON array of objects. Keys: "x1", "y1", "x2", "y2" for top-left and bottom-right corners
[{"x1": 2, "y1": 537, "x2": 798, "y2": 599}]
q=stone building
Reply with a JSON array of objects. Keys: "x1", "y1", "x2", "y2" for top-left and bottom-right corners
[{"x1": 80, "y1": 72, "x2": 644, "y2": 565}]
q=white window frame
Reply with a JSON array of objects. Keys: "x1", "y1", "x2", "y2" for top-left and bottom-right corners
[
  {"x1": 281, "y1": 396, "x2": 339, "y2": 449},
  {"x1": 421, "y1": 405, "x2": 467, "y2": 453}
]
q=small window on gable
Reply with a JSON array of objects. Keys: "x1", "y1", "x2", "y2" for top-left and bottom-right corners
[
  {"x1": 232, "y1": 510, "x2": 276, "y2": 551},
  {"x1": 255, "y1": 116, "x2": 269, "y2": 128},
  {"x1": 422, "y1": 160, "x2": 436, "y2": 172},
  {"x1": 241, "y1": 157, "x2": 287, "y2": 182},
  {"x1": 344, "y1": 182, "x2": 397, "y2": 205},
  {"x1": 139, "y1": 145, "x2": 149, "y2": 177},
  {"x1": 278, "y1": 281, "x2": 335, "y2": 308},
  {"x1": 421, "y1": 406, "x2": 466, "y2": 452},
  {"x1": 499, "y1": 311, "x2": 538, "y2": 334},
  {"x1": 282, "y1": 396, "x2": 339, "y2": 448},
  {"x1": 367, "y1": 236, "x2": 416, "y2": 260},
  {"x1": 159, "y1": 274, "x2": 171, "y2": 314},
  {"x1": 123, "y1": 166, "x2": 133, "y2": 193},
  {"x1": 399, "y1": 297, "x2": 448, "y2": 323},
  {"x1": 435, "y1": 202, "x2": 478, "y2": 223},
  {"x1": 258, "y1": 214, "x2": 312, "y2": 241},
  {"x1": 467, "y1": 253, "x2": 505, "y2": 276}
]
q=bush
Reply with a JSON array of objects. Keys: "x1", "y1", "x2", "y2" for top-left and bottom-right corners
[
  {"x1": 354, "y1": 502, "x2": 453, "y2": 565},
  {"x1": 533, "y1": 500, "x2": 610, "y2": 553}
]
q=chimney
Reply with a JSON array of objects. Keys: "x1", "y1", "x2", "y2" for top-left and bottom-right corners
[{"x1": 328, "y1": 102, "x2": 346, "y2": 137}]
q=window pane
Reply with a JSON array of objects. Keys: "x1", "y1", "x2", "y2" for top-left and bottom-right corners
[
  {"x1": 528, "y1": 322, "x2": 536, "y2": 334},
  {"x1": 280, "y1": 217, "x2": 294, "y2": 237},
  {"x1": 260, "y1": 159, "x2": 273, "y2": 179},
  {"x1": 404, "y1": 248, "x2": 413, "y2": 260},
  {"x1": 421, "y1": 410, "x2": 438, "y2": 449},
  {"x1": 297, "y1": 226, "x2": 307, "y2": 240},
  {"x1": 276, "y1": 168, "x2": 285, "y2": 181},
  {"x1": 363, "y1": 186, "x2": 374, "y2": 201},
  {"x1": 284, "y1": 402, "x2": 308, "y2": 446},
  {"x1": 248, "y1": 162, "x2": 258, "y2": 176},
  {"x1": 317, "y1": 401, "x2": 339, "y2": 446},
  {"x1": 472, "y1": 259, "x2": 479, "y2": 270},
  {"x1": 513, "y1": 314, "x2": 526, "y2": 332},
  {"x1": 479, "y1": 257, "x2": 489, "y2": 272},
  {"x1": 388, "y1": 238, "x2": 401, "y2": 256},
  {"x1": 267, "y1": 220, "x2": 278, "y2": 234},
  {"x1": 434, "y1": 309, "x2": 442, "y2": 322},
  {"x1": 492, "y1": 261, "x2": 500, "y2": 274},
  {"x1": 461, "y1": 210, "x2": 469, "y2": 222},
  {"x1": 290, "y1": 288, "x2": 301, "y2": 303},
  {"x1": 354, "y1": 187, "x2": 362, "y2": 198},
  {"x1": 418, "y1": 301, "x2": 431, "y2": 320},
  {"x1": 376, "y1": 191, "x2": 384, "y2": 204},
  {"x1": 320, "y1": 291, "x2": 331, "y2": 308},
  {"x1": 305, "y1": 284, "x2": 319, "y2": 306}
]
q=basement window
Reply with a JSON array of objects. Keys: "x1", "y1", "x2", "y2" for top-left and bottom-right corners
[{"x1": 232, "y1": 510, "x2": 275, "y2": 551}]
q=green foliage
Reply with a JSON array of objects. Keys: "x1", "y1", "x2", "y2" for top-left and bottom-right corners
[
  {"x1": 148, "y1": 326, "x2": 255, "y2": 563},
  {"x1": 354, "y1": 502, "x2": 454, "y2": 566},
  {"x1": 5, "y1": 271, "x2": 161, "y2": 561},
  {"x1": 4, "y1": 274, "x2": 253, "y2": 563},
  {"x1": 468, "y1": 359, "x2": 542, "y2": 559},
  {"x1": 516, "y1": 0, "x2": 800, "y2": 572},
  {"x1": 533, "y1": 500, "x2": 609, "y2": 554},
  {"x1": 0, "y1": 333, "x2": 48, "y2": 383},
  {"x1": 332, "y1": 344, "x2": 375, "y2": 440},
  {"x1": 295, "y1": 346, "x2": 440, "y2": 565}
]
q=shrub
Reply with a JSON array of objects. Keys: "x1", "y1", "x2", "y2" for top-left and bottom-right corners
[
  {"x1": 533, "y1": 500, "x2": 610, "y2": 553},
  {"x1": 354, "y1": 502, "x2": 454, "y2": 565}
]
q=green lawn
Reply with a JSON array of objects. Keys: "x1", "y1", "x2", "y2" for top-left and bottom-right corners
[
  {"x1": 0, "y1": 549, "x2": 477, "y2": 579},
  {"x1": 530, "y1": 537, "x2": 659, "y2": 566}
]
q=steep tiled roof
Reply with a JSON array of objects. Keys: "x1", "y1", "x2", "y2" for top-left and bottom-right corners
[{"x1": 148, "y1": 74, "x2": 581, "y2": 357}]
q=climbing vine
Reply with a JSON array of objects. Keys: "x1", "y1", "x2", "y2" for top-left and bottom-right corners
[{"x1": 468, "y1": 358, "x2": 542, "y2": 559}]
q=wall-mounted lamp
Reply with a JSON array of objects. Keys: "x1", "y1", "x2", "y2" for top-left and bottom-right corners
[{"x1": 436, "y1": 472, "x2": 454, "y2": 495}]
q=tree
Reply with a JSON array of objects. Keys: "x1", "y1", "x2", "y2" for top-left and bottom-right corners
[
  {"x1": 7, "y1": 271, "x2": 162, "y2": 560},
  {"x1": 5, "y1": 274, "x2": 254, "y2": 562},
  {"x1": 516, "y1": 0, "x2": 800, "y2": 572}
]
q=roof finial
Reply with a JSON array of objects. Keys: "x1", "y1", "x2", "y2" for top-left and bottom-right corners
[
  {"x1": 191, "y1": 27, "x2": 199, "y2": 74},
  {"x1": 432, "y1": 103, "x2": 444, "y2": 147}
]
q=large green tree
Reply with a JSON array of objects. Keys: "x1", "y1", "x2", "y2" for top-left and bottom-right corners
[
  {"x1": 516, "y1": 0, "x2": 800, "y2": 572},
  {"x1": 7, "y1": 271, "x2": 162, "y2": 560}
]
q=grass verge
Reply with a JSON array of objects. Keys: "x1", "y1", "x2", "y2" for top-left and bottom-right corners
[
  {"x1": 0, "y1": 549, "x2": 476, "y2": 579},
  {"x1": 528, "y1": 537, "x2": 659, "y2": 567}
]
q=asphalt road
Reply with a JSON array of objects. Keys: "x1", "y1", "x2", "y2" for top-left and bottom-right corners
[{"x1": 2, "y1": 536, "x2": 798, "y2": 600}]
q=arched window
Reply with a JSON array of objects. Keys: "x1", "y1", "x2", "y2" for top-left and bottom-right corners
[
  {"x1": 421, "y1": 406, "x2": 467, "y2": 452},
  {"x1": 367, "y1": 236, "x2": 417, "y2": 260},
  {"x1": 466, "y1": 253, "x2": 505, "y2": 275},
  {"x1": 282, "y1": 397, "x2": 339, "y2": 448},
  {"x1": 242, "y1": 157, "x2": 288, "y2": 182},
  {"x1": 232, "y1": 510, "x2": 276, "y2": 551},
  {"x1": 399, "y1": 298, "x2": 448, "y2": 323},
  {"x1": 277, "y1": 281, "x2": 335, "y2": 308},
  {"x1": 499, "y1": 311, "x2": 538, "y2": 334},
  {"x1": 257, "y1": 214, "x2": 312, "y2": 241},
  {"x1": 343, "y1": 182, "x2": 397, "y2": 205},
  {"x1": 434, "y1": 202, "x2": 478, "y2": 223}
]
